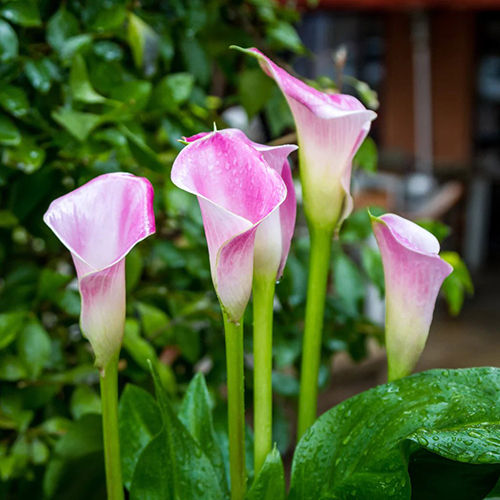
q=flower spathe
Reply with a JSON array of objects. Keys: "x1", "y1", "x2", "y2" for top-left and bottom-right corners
[
  {"x1": 173, "y1": 129, "x2": 296, "y2": 322},
  {"x1": 43, "y1": 173, "x2": 155, "y2": 369},
  {"x1": 236, "y1": 47, "x2": 376, "y2": 231},
  {"x1": 371, "y1": 213, "x2": 453, "y2": 380}
]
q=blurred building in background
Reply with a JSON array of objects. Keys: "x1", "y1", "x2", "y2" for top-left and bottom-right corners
[{"x1": 296, "y1": 0, "x2": 500, "y2": 271}]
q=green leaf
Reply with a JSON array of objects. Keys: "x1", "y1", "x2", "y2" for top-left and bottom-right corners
[
  {"x1": 3, "y1": 136, "x2": 46, "y2": 173},
  {"x1": 47, "y1": 7, "x2": 79, "y2": 52},
  {"x1": 0, "y1": 311, "x2": 26, "y2": 350},
  {"x1": 0, "y1": 113, "x2": 20, "y2": 146},
  {"x1": 24, "y1": 59, "x2": 53, "y2": 94},
  {"x1": 52, "y1": 108, "x2": 102, "y2": 141},
  {"x1": 441, "y1": 251, "x2": 474, "y2": 316},
  {"x1": 70, "y1": 385, "x2": 101, "y2": 419},
  {"x1": 247, "y1": 447, "x2": 285, "y2": 500},
  {"x1": 83, "y1": 0, "x2": 126, "y2": 31},
  {"x1": 178, "y1": 373, "x2": 228, "y2": 494},
  {"x1": 0, "y1": 20, "x2": 18, "y2": 62},
  {"x1": 60, "y1": 34, "x2": 93, "y2": 62},
  {"x1": 353, "y1": 136, "x2": 378, "y2": 173},
  {"x1": 332, "y1": 249, "x2": 364, "y2": 316},
  {"x1": 129, "y1": 366, "x2": 224, "y2": 499},
  {"x1": 122, "y1": 319, "x2": 176, "y2": 394},
  {"x1": 119, "y1": 384, "x2": 162, "y2": 489},
  {"x1": 180, "y1": 36, "x2": 211, "y2": 86},
  {"x1": 360, "y1": 245, "x2": 384, "y2": 295},
  {"x1": 238, "y1": 68, "x2": 275, "y2": 118},
  {"x1": 0, "y1": 84, "x2": 29, "y2": 117},
  {"x1": 267, "y1": 21, "x2": 304, "y2": 53},
  {"x1": 127, "y1": 13, "x2": 159, "y2": 77},
  {"x1": 0, "y1": 0, "x2": 41, "y2": 27},
  {"x1": 0, "y1": 354, "x2": 27, "y2": 380},
  {"x1": 119, "y1": 124, "x2": 164, "y2": 171},
  {"x1": 17, "y1": 321, "x2": 51, "y2": 379},
  {"x1": 416, "y1": 219, "x2": 451, "y2": 243},
  {"x1": 44, "y1": 414, "x2": 105, "y2": 499},
  {"x1": 70, "y1": 55, "x2": 106, "y2": 103},
  {"x1": 150, "y1": 73, "x2": 194, "y2": 112},
  {"x1": 289, "y1": 367, "x2": 500, "y2": 500}
]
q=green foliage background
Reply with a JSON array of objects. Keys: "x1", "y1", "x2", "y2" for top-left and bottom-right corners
[{"x1": 0, "y1": 0, "x2": 472, "y2": 497}]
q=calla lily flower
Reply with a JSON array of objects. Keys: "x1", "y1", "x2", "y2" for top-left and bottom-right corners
[
  {"x1": 172, "y1": 129, "x2": 296, "y2": 322},
  {"x1": 371, "y1": 213, "x2": 453, "y2": 380},
  {"x1": 236, "y1": 47, "x2": 376, "y2": 231},
  {"x1": 44, "y1": 173, "x2": 155, "y2": 369}
]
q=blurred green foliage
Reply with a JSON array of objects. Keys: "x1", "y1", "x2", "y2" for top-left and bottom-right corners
[{"x1": 0, "y1": 0, "x2": 470, "y2": 497}]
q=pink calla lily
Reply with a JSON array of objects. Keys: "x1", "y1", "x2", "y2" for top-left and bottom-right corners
[
  {"x1": 44, "y1": 173, "x2": 155, "y2": 369},
  {"x1": 371, "y1": 213, "x2": 453, "y2": 380},
  {"x1": 172, "y1": 129, "x2": 296, "y2": 321},
  {"x1": 237, "y1": 47, "x2": 376, "y2": 231}
]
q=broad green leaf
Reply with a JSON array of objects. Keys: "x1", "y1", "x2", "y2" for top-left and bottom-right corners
[
  {"x1": 0, "y1": 85, "x2": 29, "y2": 117},
  {"x1": 0, "y1": 113, "x2": 20, "y2": 146},
  {"x1": 17, "y1": 321, "x2": 51, "y2": 379},
  {"x1": 0, "y1": 20, "x2": 18, "y2": 62},
  {"x1": 52, "y1": 108, "x2": 101, "y2": 141},
  {"x1": 0, "y1": 0, "x2": 41, "y2": 27},
  {"x1": 178, "y1": 373, "x2": 228, "y2": 494},
  {"x1": 289, "y1": 367, "x2": 500, "y2": 500},
  {"x1": 70, "y1": 55, "x2": 106, "y2": 103},
  {"x1": 238, "y1": 68, "x2": 275, "y2": 118},
  {"x1": 129, "y1": 366, "x2": 224, "y2": 499},
  {"x1": 247, "y1": 447, "x2": 285, "y2": 500},
  {"x1": 126, "y1": 248, "x2": 143, "y2": 292},
  {"x1": 0, "y1": 311, "x2": 26, "y2": 350},
  {"x1": 118, "y1": 384, "x2": 162, "y2": 488},
  {"x1": 127, "y1": 13, "x2": 159, "y2": 77},
  {"x1": 353, "y1": 136, "x2": 378, "y2": 173},
  {"x1": 47, "y1": 7, "x2": 79, "y2": 52},
  {"x1": 70, "y1": 385, "x2": 101, "y2": 419},
  {"x1": 264, "y1": 87, "x2": 294, "y2": 137},
  {"x1": 43, "y1": 414, "x2": 105, "y2": 500},
  {"x1": 36, "y1": 269, "x2": 72, "y2": 303}
]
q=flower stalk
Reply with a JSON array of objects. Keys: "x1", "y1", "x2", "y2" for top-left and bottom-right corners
[
  {"x1": 99, "y1": 353, "x2": 124, "y2": 500},
  {"x1": 223, "y1": 313, "x2": 246, "y2": 500},
  {"x1": 252, "y1": 272, "x2": 275, "y2": 473},
  {"x1": 297, "y1": 223, "x2": 334, "y2": 439}
]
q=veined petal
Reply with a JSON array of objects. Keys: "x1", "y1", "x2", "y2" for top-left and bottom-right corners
[
  {"x1": 43, "y1": 173, "x2": 155, "y2": 368},
  {"x1": 237, "y1": 47, "x2": 376, "y2": 230},
  {"x1": 172, "y1": 130, "x2": 288, "y2": 321},
  {"x1": 371, "y1": 213, "x2": 453, "y2": 380}
]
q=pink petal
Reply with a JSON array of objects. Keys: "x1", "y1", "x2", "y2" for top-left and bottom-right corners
[
  {"x1": 240, "y1": 48, "x2": 376, "y2": 230},
  {"x1": 43, "y1": 173, "x2": 155, "y2": 367},
  {"x1": 372, "y1": 213, "x2": 453, "y2": 379},
  {"x1": 184, "y1": 129, "x2": 297, "y2": 281},
  {"x1": 172, "y1": 130, "x2": 288, "y2": 320}
]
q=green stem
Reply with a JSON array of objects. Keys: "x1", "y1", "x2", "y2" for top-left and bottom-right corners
[
  {"x1": 99, "y1": 352, "x2": 124, "y2": 500},
  {"x1": 252, "y1": 273, "x2": 275, "y2": 474},
  {"x1": 297, "y1": 224, "x2": 334, "y2": 440},
  {"x1": 223, "y1": 312, "x2": 246, "y2": 500}
]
